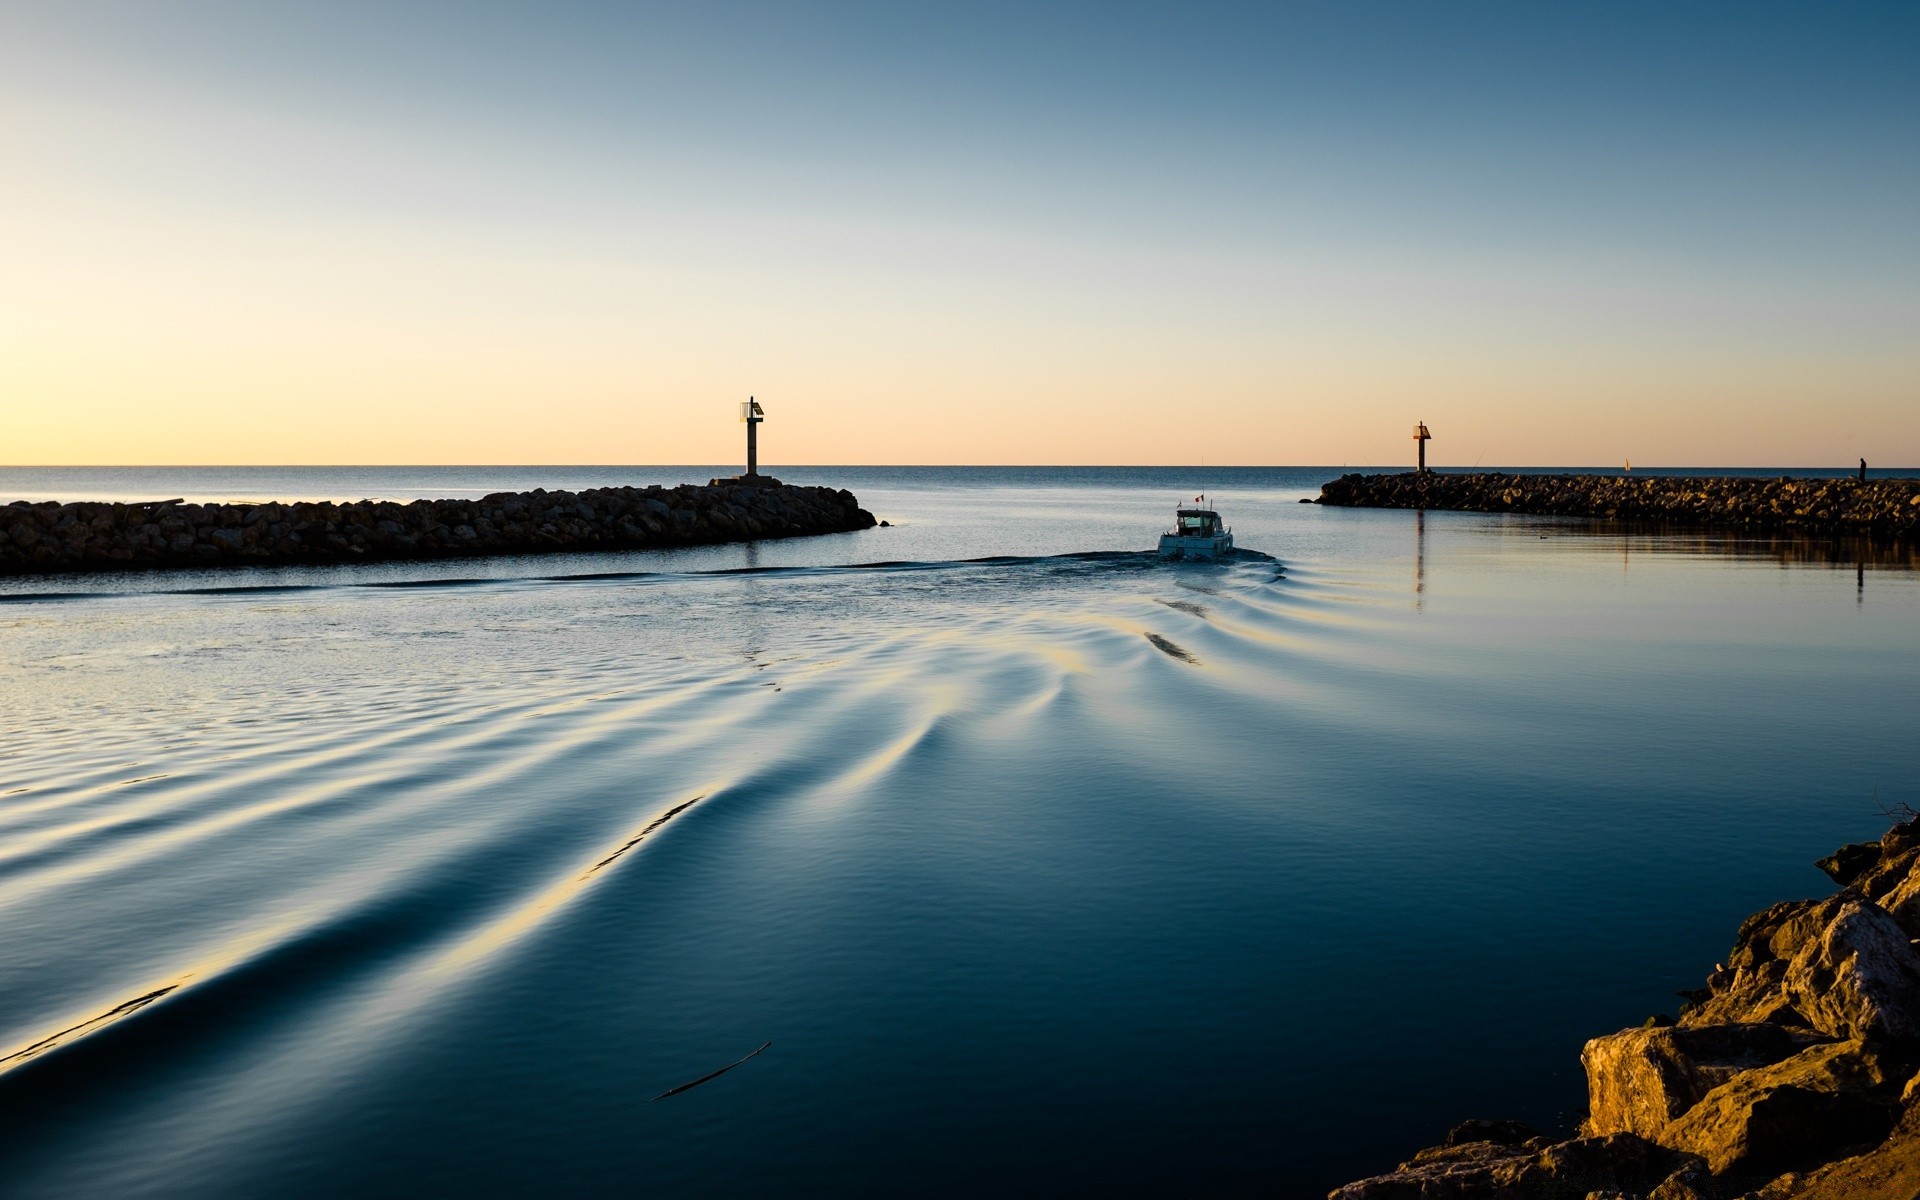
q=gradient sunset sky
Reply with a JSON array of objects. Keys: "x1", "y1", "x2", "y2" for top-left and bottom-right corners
[{"x1": 3, "y1": 2, "x2": 1915, "y2": 467}]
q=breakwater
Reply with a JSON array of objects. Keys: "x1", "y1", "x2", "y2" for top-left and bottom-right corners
[
  {"x1": 1331, "y1": 817, "x2": 1920, "y2": 1199},
  {"x1": 1318, "y1": 473, "x2": 1920, "y2": 539},
  {"x1": 0, "y1": 476, "x2": 876, "y2": 575}
]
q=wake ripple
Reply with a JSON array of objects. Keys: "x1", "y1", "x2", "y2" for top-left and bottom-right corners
[
  {"x1": 0, "y1": 547, "x2": 1277, "y2": 605},
  {"x1": 0, "y1": 544, "x2": 1306, "y2": 1197}
]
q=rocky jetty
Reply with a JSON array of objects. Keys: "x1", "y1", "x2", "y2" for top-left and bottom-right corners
[
  {"x1": 1330, "y1": 817, "x2": 1920, "y2": 1199},
  {"x1": 1317, "y1": 473, "x2": 1920, "y2": 540},
  {"x1": 0, "y1": 476, "x2": 876, "y2": 575}
]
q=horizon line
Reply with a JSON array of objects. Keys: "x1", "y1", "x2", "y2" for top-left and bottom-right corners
[{"x1": 4, "y1": 463, "x2": 1917, "y2": 472}]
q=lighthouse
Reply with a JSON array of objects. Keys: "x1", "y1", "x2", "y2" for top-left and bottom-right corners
[{"x1": 1413, "y1": 422, "x2": 1432, "y2": 474}]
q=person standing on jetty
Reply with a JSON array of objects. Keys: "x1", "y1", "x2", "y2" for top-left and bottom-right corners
[{"x1": 1861, "y1": 457, "x2": 1868, "y2": 481}]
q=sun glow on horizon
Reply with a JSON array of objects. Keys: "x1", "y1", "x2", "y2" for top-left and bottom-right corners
[{"x1": 2, "y1": 3, "x2": 1916, "y2": 468}]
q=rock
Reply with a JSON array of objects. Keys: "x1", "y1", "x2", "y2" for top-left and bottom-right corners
[
  {"x1": 1786, "y1": 902, "x2": 1920, "y2": 1043},
  {"x1": 1327, "y1": 1133, "x2": 1688, "y2": 1200},
  {"x1": 1658, "y1": 1039, "x2": 1903, "y2": 1177},
  {"x1": 1749, "y1": 1097, "x2": 1920, "y2": 1198},
  {"x1": 1680, "y1": 897, "x2": 1920, "y2": 1042},
  {"x1": 1531, "y1": 1135, "x2": 1682, "y2": 1183},
  {"x1": 1869, "y1": 864, "x2": 1920, "y2": 941},
  {"x1": 1314, "y1": 473, "x2": 1920, "y2": 541},
  {"x1": 1331, "y1": 1138, "x2": 1536, "y2": 1199},
  {"x1": 1882, "y1": 820, "x2": 1920, "y2": 858},
  {"x1": 1645, "y1": 1162, "x2": 1714, "y2": 1200},
  {"x1": 1679, "y1": 902, "x2": 1822, "y2": 1028},
  {"x1": 1583, "y1": 1023, "x2": 1837, "y2": 1140},
  {"x1": 1445, "y1": 1119, "x2": 1542, "y2": 1148},
  {"x1": 1857, "y1": 848, "x2": 1920, "y2": 906},
  {"x1": 1819, "y1": 842, "x2": 1884, "y2": 886},
  {"x1": 1333, "y1": 817, "x2": 1920, "y2": 1199},
  {"x1": 0, "y1": 480, "x2": 878, "y2": 575}
]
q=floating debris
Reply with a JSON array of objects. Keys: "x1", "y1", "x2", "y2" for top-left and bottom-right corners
[
  {"x1": 650, "y1": 1041, "x2": 772, "y2": 1101},
  {"x1": 584, "y1": 795, "x2": 705, "y2": 877},
  {"x1": 1156, "y1": 599, "x2": 1209, "y2": 618},
  {"x1": 1145, "y1": 632, "x2": 1199, "y2": 664},
  {"x1": 0, "y1": 984, "x2": 179, "y2": 1069}
]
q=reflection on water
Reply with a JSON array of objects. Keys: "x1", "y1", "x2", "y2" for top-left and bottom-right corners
[
  {"x1": 1530, "y1": 520, "x2": 1920, "y2": 571},
  {"x1": 1414, "y1": 509, "x2": 1426, "y2": 610},
  {"x1": 0, "y1": 470, "x2": 1916, "y2": 1198}
]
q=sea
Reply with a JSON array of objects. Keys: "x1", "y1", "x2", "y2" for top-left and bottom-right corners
[{"x1": 1, "y1": 465, "x2": 1916, "y2": 1198}]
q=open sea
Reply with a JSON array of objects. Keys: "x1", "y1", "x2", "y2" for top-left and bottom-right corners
[{"x1": 2, "y1": 465, "x2": 1917, "y2": 1197}]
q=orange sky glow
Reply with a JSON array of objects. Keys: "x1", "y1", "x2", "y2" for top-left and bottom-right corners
[{"x1": 3, "y1": 5, "x2": 1915, "y2": 468}]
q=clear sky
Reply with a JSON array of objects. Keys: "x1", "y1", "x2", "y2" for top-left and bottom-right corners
[{"x1": 2, "y1": 2, "x2": 1915, "y2": 467}]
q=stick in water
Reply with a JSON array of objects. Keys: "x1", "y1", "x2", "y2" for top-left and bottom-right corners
[{"x1": 649, "y1": 1042, "x2": 773, "y2": 1101}]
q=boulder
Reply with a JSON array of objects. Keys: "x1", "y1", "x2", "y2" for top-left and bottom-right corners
[
  {"x1": 1583, "y1": 1023, "x2": 1835, "y2": 1140},
  {"x1": 1680, "y1": 902, "x2": 1821, "y2": 1029},
  {"x1": 1328, "y1": 1138, "x2": 1534, "y2": 1200},
  {"x1": 1876, "y1": 869, "x2": 1920, "y2": 940},
  {"x1": 1645, "y1": 1163, "x2": 1713, "y2": 1200},
  {"x1": 1855, "y1": 847, "x2": 1920, "y2": 906},
  {"x1": 1818, "y1": 842, "x2": 1884, "y2": 886},
  {"x1": 1660, "y1": 1039, "x2": 1903, "y2": 1177},
  {"x1": 1326, "y1": 1132, "x2": 1690, "y2": 1200},
  {"x1": 1749, "y1": 1097, "x2": 1920, "y2": 1198},
  {"x1": 1680, "y1": 897, "x2": 1920, "y2": 1043},
  {"x1": 1786, "y1": 901, "x2": 1920, "y2": 1043},
  {"x1": 1882, "y1": 820, "x2": 1920, "y2": 858},
  {"x1": 1444, "y1": 1120, "x2": 1542, "y2": 1148}
]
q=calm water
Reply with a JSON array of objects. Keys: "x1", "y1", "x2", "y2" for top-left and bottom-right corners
[{"x1": 1, "y1": 467, "x2": 1916, "y2": 1198}]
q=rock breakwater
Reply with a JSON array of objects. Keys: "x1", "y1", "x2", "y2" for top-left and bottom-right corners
[
  {"x1": 1318, "y1": 473, "x2": 1920, "y2": 540},
  {"x1": 1331, "y1": 817, "x2": 1920, "y2": 1199},
  {"x1": 0, "y1": 476, "x2": 876, "y2": 575}
]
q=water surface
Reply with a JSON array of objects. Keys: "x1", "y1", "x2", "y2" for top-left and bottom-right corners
[{"x1": 1, "y1": 467, "x2": 1915, "y2": 1197}]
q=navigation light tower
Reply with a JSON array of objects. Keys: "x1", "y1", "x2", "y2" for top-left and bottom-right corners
[{"x1": 741, "y1": 397, "x2": 765, "y2": 477}]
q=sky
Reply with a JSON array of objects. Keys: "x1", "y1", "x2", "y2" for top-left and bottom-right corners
[{"x1": 1, "y1": 1, "x2": 1916, "y2": 467}]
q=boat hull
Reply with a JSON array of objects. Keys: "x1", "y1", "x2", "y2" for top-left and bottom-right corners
[{"x1": 1157, "y1": 533, "x2": 1234, "y2": 561}]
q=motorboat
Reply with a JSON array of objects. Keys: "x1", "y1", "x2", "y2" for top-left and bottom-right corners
[{"x1": 1157, "y1": 497, "x2": 1234, "y2": 560}]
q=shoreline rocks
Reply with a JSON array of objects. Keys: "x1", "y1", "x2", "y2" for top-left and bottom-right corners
[
  {"x1": 1330, "y1": 816, "x2": 1920, "y2": 1199},
  {"x1": 0, "y1": 475, "x2": 877, "y2": 576},
  {"x1": 1316, "y1": 473, "x2": 1920, "y2": 541}
]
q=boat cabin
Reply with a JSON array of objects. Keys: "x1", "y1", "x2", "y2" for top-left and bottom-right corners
[
  {"x1": 1174, "y1": 509, "x2": 1224, "y2": 538},
  {"x1": 1158, "y1": 501, "x2": 1235, "y2": 559}
]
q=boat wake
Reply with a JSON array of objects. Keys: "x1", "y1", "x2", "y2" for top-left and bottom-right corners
[
  {"x1": 0, "y1": 542, "x2": 1310, "y2": 1195},
  {"x1": 0, "y1": 546, "x2": 1279, "y2": 605}
]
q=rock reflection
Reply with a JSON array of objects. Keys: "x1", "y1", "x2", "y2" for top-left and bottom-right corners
[{"x1": 1529, "y1": 522, "x2": 1920, "y2": 572}]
